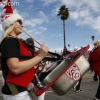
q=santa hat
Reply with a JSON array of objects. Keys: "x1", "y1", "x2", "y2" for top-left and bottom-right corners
[{"x1": 0, "y1": 0, "x2": 23, "y2": 30}]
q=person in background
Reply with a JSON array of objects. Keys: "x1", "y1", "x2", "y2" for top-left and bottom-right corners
[
  {"x1": 26, "y1": 38, "x2": 46, "y2": 100},
  {"x1": 0, "y1": 0, "x2": 49, "y2": 100},
  {"x1": 75, "y1": 78, "x2": 83, "y2": 92},
  {"x1": 25, "y1": 38, "x2": 35, "y2": 56},
  {"x1": 91, "y1": 42, "x2": 99, "y2": 82},
  {"x1": 93, "y1": 73, "x2": 98, "y2": 82},
  {"x1": 88, "y1": 40, "x2": 100, "y2": 100}
]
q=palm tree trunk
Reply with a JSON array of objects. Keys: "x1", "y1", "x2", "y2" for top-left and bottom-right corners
[
  {"x1": 63, "y1": 20, "x2": 66, "y2": 47},
  {"x1": 63, "y1": 20, "x2": 68, "y2": 55}
]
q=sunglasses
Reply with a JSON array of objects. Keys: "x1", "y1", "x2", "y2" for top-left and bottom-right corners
[{"x1": 17, "y1": 20, "x2": 23, "y2": 25}]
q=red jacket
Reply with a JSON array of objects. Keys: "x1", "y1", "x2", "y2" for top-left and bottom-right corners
[{"x1": 88, "y1": 47, "x2": 100, "y2": 76}]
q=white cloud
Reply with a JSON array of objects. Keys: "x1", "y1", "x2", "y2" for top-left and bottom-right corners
[
  {"x1": 38, "y1": 11, "x2": 49, "y2": 23},
  {"x1": 24, "y1": 20, "x2": 36, "y2": 27},
  {"x1": 32, "y1": 19, "x2": 44, "y2": 25},
  {"x1": 70, "y1": 7, "x2": 92, "y2": 26},
  {"x1": 61, "y1": 0, "x2": 100, "y2": 11},
  {"x1": 38, "y1": 26, "x2": 47, "y2": 31},
  {"x1": 24, "y1": 11, "x2": 48, "y2": 27},
  {"x1": 59, "y1": 0, "x2": 100, "y2": 33},
  {"x1": 83, "y1": 0, "x2": 100, "y2": 12},
  {"x1": 24, "y1": 18, "x2": 45, "y2": 28},
  {"x1": 92, "y1": 16, "x2": 100, "y2": 31},
  {"x1": 22, "y1": 12, "x2": 30, "y2": 19},
  {"x1": 51, "y1": 6, "x2": 59, "y2": 17}
]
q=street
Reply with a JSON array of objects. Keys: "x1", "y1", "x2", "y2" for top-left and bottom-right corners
[{"x1": 0, "y1": 71, "x2": 99, "y2": 100}]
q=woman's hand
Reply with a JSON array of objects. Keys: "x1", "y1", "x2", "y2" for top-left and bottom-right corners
[{"x1": 38, "y1": 44, "x2": 49, "y2": 60}]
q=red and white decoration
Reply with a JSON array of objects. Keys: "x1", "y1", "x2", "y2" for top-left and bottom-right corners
[
  {"x1": 0, "y1": 0, "x2": 22, "y2": 30},
  {"x1": 65, "y1": 63, "x2": 81, "y2": 81}
]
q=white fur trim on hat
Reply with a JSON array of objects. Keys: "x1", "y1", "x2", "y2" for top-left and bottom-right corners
[{"x1": 2, "y1": 13, "x2": 23, "y2": 30}]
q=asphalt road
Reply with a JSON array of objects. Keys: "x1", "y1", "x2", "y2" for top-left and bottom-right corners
[{"x1": 0, "y1": 71, "x2": 99, "y2": 100}]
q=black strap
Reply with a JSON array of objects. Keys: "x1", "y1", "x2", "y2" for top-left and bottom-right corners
[
  {"x1": 43, "y1": 57, "x2": 63, "y2": 61},
  {"x1": 19, "y1": 55, "x2": 33, "y2": 60}
]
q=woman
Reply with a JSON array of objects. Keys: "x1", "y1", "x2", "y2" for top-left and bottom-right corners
[
  {"x1": 0, "y1": 15, "x2": 49, "y2": 100},
  {"x1": 88, "y1": 40, "x2": 100, "y2": 100}
]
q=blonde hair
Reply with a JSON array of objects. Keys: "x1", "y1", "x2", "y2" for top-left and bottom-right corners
[{"x1": 0, "y1": 23, "x2": 15, "y2": 43}]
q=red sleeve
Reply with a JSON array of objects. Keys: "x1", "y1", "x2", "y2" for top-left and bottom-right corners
[{"x1": 34, "y1": 53, "x2": 37, "y2": 56}]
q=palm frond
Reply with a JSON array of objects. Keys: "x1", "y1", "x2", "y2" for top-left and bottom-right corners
[{"x1": 57, "y1": 5, "x2": 69, "y2": 20}]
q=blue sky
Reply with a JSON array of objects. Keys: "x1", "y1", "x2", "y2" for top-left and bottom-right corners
[{"x1": 0, "y1": 0, "x2": 100, "y2": 52}]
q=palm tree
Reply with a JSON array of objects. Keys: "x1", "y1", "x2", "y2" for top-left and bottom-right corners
[
  {"x1": 68, "y1": 44, "x2": 70, "y2": 50},
  {"x1": 57, "y1": 5, "x2": 70, "y2": 55},
  {"x1": 91, "y1": 36, "x2": 95, "y2": 47}
]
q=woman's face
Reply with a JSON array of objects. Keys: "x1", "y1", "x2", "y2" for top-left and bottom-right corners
[{"x1": 13, "y1": 20, "x2": 23, "y2": 35}]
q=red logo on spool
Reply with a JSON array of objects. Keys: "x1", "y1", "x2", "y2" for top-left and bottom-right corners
[{"x1": 65, "y1": 63, "x2": 81, "y2": 81}]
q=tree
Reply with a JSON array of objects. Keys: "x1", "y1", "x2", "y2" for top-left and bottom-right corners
[
  {"x1": 91, "y1": 36, "x2": 95, "y2": 47},
  {"x1": 91, "y1": 36, "x2": 95, "y2": 42},
  {"x1": 57, "y1": 5, "x2": 70, "y2": 55},
  {"x1": 68, "y1": 44, "x2": 70, "y2": 50}
]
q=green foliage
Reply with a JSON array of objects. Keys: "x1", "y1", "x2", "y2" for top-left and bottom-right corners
[
  {"x1": 91, "y1": 36, "x2": 95, "y2": 41},
  {"x1": 57, "y1": 5, "x2": 69, "y2": 20}
]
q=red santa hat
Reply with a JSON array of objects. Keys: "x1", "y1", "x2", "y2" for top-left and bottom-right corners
[{"x1": 0, "y1": 0, "x2": 23, "y2": 30}]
